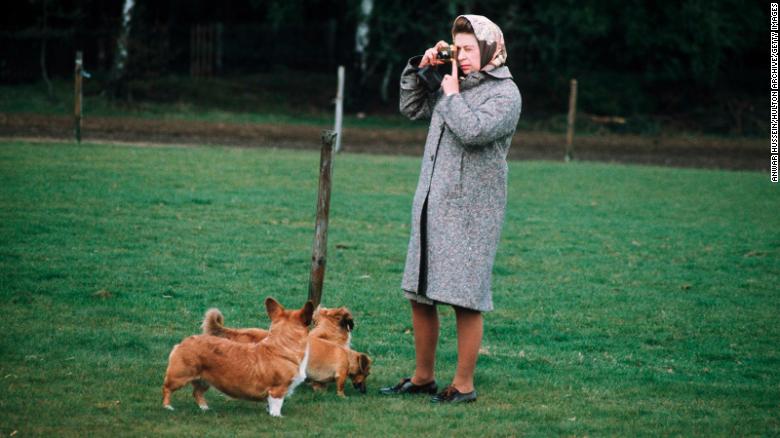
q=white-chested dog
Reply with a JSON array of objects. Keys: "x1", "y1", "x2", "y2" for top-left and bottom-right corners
[{"x1": 162, "y1": 298, "x2": 313, "y2": 416}]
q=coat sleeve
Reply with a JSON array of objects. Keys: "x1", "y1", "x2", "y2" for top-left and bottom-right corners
[
  {"x1": 399, "y1": 56, "x2": 439, "y2": 121},
  {"x1": 434, "y1": 80, "x2": 522, "y2": 149}
]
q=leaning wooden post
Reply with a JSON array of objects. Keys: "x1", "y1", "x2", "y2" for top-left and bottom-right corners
[
  {"x1": 565, "y1": 78, "x2": 577, "y2": 162},
  {"x1": 308, "y1": 130, "x2": 337, "y2": 307},
  {"x1": 74, "y1": 51, "x2": 83, "y2": 143}
]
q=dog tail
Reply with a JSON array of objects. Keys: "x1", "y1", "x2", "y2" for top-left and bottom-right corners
[{"x1": 202, "y1": 308, "x2": 225, "y2": 336}]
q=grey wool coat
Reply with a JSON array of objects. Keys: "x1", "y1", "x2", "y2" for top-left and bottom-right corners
[{"x1": 400, "y1": 56, "x2": 522, "y2": 312}]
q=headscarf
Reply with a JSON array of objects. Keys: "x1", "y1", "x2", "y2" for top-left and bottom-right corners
[{"x1": 451, "y1": 15, "x2": 507, "y2": 72}]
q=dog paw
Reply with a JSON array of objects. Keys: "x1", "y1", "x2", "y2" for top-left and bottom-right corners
[
  {"x1": 164, "y1": 405, "x2": 175, "y2": 411},
  {"x1": 199, "y1": 404, "x2": 209, "y2": 411},
  {"x1": 267, "y1": 396, "x2": 284, "y2": 417}
]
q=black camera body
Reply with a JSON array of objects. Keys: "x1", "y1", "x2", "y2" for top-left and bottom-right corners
[{"x1": 417, "y1": 64, "x2": 448, "y2": 92}]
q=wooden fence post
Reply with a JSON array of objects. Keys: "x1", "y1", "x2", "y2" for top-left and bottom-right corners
[
  {"x1": 191, "y1": 23, "x2": 217, "y2": 78},
  {"x1": 204, "y1": 24, "x2": 212, "y2": 77},
  {"x1": 190, "y1": 25, "x2": 196, "y2": 77},
  {"x1": 215, "y1": 22, "x2": 223, "y2": 74},
  {"x1": 565, "y1": 78, "x2": 577, "y2": 161},
  {"x1": 308, "y1": 130, "x2": 337, "y2": 307},
  {"x1": 74, "y1": 51, "x2": 83, "y2": 143},
  {"x1": 334, "y1": 66, "x2": 345, "y2": 153}
]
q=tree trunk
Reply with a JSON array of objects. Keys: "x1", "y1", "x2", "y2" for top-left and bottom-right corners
[
  {"x1": 108, "y1": 0, "x2": 135, "y2": 98},
  {"x1": 351, "y1": 0, "x2": 373, "y2": 111},
  {"x1": 380, "y1": 61, "x2": 392, "y2": 103},
  {"x1": 354, "y1": 0, "x2": 373, "y2": 76},
  {"x1": 40, "y1": 0, "x2": 54, "y2": 101}
]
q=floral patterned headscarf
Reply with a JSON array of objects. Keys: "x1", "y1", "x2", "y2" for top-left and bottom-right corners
[{"x1": 451, "y1": 15, "x2": 507, "y2": 72}]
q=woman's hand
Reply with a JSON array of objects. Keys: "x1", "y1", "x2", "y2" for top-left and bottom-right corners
[
  {"x1": 441, "y1": 59, "x2": 459, "y2": 96},
  {"x1": 419, "y1": 40, "x2": 450, "y2": 68}
]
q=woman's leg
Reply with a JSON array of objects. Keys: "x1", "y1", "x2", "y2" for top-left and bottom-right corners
[
  {"x1": 410, "y1": 300, "x2": 439, "y2": 385},
  {"x1": 452, "y1": 305, "x2": 483, "y2": 393}
]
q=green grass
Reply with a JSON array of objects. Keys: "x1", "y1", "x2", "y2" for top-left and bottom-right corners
[{"x1": 0, "y1": 140, "x2": 778, "y2": 437}]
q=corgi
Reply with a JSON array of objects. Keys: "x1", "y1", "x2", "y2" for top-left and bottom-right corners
[
  {"x1": 203, "y1": 305, "x2": 371, "y2": 396},
  {"x1": 162, "y1": 298, "x2": 313, "y2": 417},
  {"x1": 306, "y1": 338, "x2": 371, "y2": 396}
]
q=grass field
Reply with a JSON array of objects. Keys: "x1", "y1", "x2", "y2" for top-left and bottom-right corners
[{"x1": 0, "y1": 140, "x2": 778, "y2": 437}]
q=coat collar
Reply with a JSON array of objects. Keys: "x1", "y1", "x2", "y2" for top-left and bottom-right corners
[
  {"x1": 484, "y1": 66, "x2": 513, "y2": 79},
  {"x1": 459, "y1": 66, "x2": 513, "y2": 90}
]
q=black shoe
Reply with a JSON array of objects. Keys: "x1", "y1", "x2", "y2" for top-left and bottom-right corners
[
  {"x1": 379, "y1": 377, "x2": 438, "y2": 395},
  {"x1": 430, "y1": 386, "x2": 477, "y2": 404}
]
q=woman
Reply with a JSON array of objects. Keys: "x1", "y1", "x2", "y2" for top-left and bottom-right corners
[{"x1": 379, "y1": 15, "x2": 521, "y2": 404}]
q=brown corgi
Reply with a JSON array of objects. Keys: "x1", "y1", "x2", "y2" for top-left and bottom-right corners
[
  {"x1": 162, "y1": 298, "x2": 313, "y2": 416},
  {"x1": 203, "y1": 305, "x2": 370, "y2": 396},
  {"x1": 307, "y1": 338, "x2": 371, "y2": 396}
]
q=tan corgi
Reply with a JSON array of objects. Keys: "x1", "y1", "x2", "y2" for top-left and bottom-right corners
[
  {"x1": 202, "y1": 306, "x2": 371, "y2": 396},
  {"x1": 306, "y1": 338, "x2": 371, "y2": 396},
  {"x1": 162, "y1": 298, "x2": 313, "y2": 416}
]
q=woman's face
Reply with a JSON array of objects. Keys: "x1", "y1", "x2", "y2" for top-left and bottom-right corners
[{"x1": 455, "y1": 32, "x2": 481, "y2": 74}]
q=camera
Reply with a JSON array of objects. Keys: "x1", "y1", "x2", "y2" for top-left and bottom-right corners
[
  {"x1": 416, "y1": 43, "x2": 458, "y2": 92},
  {"x1": 435, "y1": 44, "x2": 458, "y2": 62}
]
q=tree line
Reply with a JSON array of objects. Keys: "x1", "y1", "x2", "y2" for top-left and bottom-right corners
[{"x1": 0, "y1": 0, "x2": 766, "y2": 132}]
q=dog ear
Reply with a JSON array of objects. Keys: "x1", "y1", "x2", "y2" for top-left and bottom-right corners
[
  {"x1": 265, "y1": 297, "x2": 283, "y2": 319},
  {"x1": 359, "y1": 354, "x2": 370, "y2": 374},
  {"x1": 300, "y1": 301, "x2": 315, "y2": 326}
]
